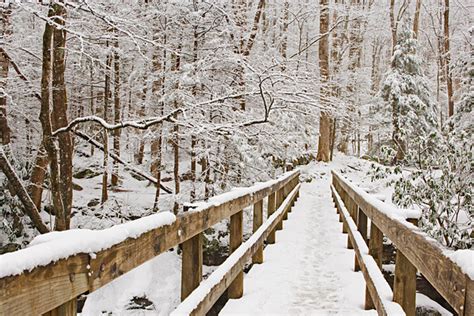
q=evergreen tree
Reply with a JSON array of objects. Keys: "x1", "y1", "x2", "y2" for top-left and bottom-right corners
[{"x1": 381, "y1": 24, "x2": 438, "y2": 163}]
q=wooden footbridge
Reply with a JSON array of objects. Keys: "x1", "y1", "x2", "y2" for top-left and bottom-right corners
[{"x1": 0, "y1": 170, "x2": 472, "y2": 315}]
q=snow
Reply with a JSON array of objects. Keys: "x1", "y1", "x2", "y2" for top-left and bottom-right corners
[
  {"x1": 82, "y1": 251, "x2": 182, "y2": 316},
  {"x1": 190, "y1": 169, "x2": 299, "y2": 213},
  {"x1": 416, "y1": 293, "x2": 452, "y2": 316},
  {"x1": 217, "y1": 162, "x2": 380, "y2": 315},
  {"x1": 0, "y1": 212, "x2": 176, "y2": 278},
  {"x1": 334, "y1": 171, "x2": 421, "y2": 224},
  {"x1": 445, "y1": 249, "x2": 474, "y2": 279},
  {"x1": 172, "y1": 184, "x2": 300, "y2": 315}
]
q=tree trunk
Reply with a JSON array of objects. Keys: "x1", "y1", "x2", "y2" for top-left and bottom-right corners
[
  {"x1": 413, "y1": 0, "x2": 422, "y2": 39},
  {"x1": 51, "y1": 2, "x2": 73, "y2": 229},
  {"x1": 101, "y1": 46, "x2": 112, "y2": 203},
  {"x1": 136, "y1": 83, "x2": 146, "y2": 165},
  {"x1": 443, "y1": 0, "x2": 454, "y2": 117},
  {"x1": 280, "y1": 1, "x2": 289, "y2": 70},
  {"x1": 172, "y1": 45, "x2": 181, "y2": 214},
  {"x1": 190, "y1": 11, "x2": 199, "y2": 202},
  {"x1": 316, "y1": 0, "x2": 331, "y2": 162},
  {"x1": 89, "y1": 64, "x2": 95, "y2": 157},
  {"x1": 151, "y1": 29, "x2": 165, "y2": 211},
  {"x1": 390, "y1": 0, "x2": 397, "y2": 54},
  {"x1": 0, "y1": 6, "x2": 11, "y2": 145},
  {"x1": 39, "y1": 5, "x2": 67, "y2": 231},
  {"x1": 0, "y1": 148, "x2": 50, "y2": 234},
  {"x1": 111, "y1": 39, "x2": 121, "y2": 187}
]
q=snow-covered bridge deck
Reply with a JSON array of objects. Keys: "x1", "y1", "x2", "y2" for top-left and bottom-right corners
[
  {"x1": 221, "y1": 173, "x2": 376, "y2": 315},
  {"x1": 220, "y1": 174, "x2": 376, "y2": 315}
]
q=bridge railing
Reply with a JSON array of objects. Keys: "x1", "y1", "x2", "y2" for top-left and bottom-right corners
[
  {"x1": 0, "y1": 170, "x2": 300, "y2": 316},
  {"x1": 331, "y1": 170, "x2": 473, "y2": 316}
]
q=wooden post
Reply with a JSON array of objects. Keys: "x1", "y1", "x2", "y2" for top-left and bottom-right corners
[
  {"x1": 286, "y1": 178, "x2": 298, "y2": 213},
  {"x1": 346, "y1": 197, "x2": 355, "y2": 250},
  {"x1": 267, "y1": 192, "x2": 276, "y2": 244},
  {"x1": 181, "y1": 233, "x2": 203, "y2": 301},
  {"x1": 393, "y1": 248, "x2": 416, "y2": 316},
  {"x1": 465, "y1": 276, "x2": 474, "y2": 316},
  {"x1": 228, "y1": 210, "x2": 243, "y2": 299},
  {"x1": 44, "y1": 299, "x2": 77, "y2": 316},
  {"x1": 252, "y1": 200, "x2": 264, "y2": 264},
  {"x1": 393, "y1": 219, "x2": 417, "y2": 316},
  {"x1": 276, "y1": 188, "x2": 283, "y2": 230},
  {"x1": 365, "y1": 222, "x2": 383, "y2": 310},
  {"x1": 283, "y1": 184, "x2": 289, "y2": 220},
  {"x1": 354, "y1": 207, "x2": 367, "y2": 272},
  {"x1": 341, "y1": 191, "x2": 349, "y2": 233}
]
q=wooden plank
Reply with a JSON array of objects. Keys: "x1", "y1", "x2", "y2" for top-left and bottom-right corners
[
  {"x1": 332, "y1": 185, "x2": 404, "y2": 316},
  {"x1": 365, "y1": 222, "x2": 384, "y2": 310},
  {"x1": 181, "y1": 233, "x2": 202, "y2": 301},
  {"x1": 354, "y1": 207, "x2": 367, "y2": 272},
  {"x1": 0, "y1": 254, "x2": 89, "y2": 316},
  {"x1": 283, "y1": 184, "x2": 289, "y2": 220},
  {"x1": 393, "y1": 249, "x2": 417, "y2": 316},
  {"x1": 43, "y1": 298, "x2": 77, "y2": 316},
  {"x1": 464, "y1": 276, "x2": 474, "y2": 316},
  {"x1": 173, "y1": 184, "x2": 301, "y2": 316},
  {"x1": 228, "y1": 210, "x2": 243, "y2": 299},
  {"x1": 267, "y1": 192, "x2": 277, "y2": 244},
  {"x1": 0, "y1": 171, "x2": 300, "y2": 315},
  {"x1": 332, "y1": 171, "x2": 469, "y2": 315},
  {"x1": 276, "y1": 188, "x2": 284, "y2": 230},
  {"x1": 346, "y1": 196, "x2": 356, "y2": 251},
  {"x1": 252, "y1": 200, "x2": 264, "y2": 264}
]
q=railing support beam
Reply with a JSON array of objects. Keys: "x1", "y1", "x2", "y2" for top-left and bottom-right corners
[
  {"x1": 228, "y1": 210, "x2": 243, "y2": 299},
  {"x1": 252, "y1": 200, "x2": 264, "y2": 264},
  {"x1": 267, "y1": 192, "x2": 277, "y2": 244},
  {"x1": 44, "y1": 298, "x2": 77, "y2": 316},
  {"x1": 181, "y1": 233, "x2": 203, "y2": 301},
  {"x1": 365, "y1": 222, "x2": 383, "y2": 310},
  {"x1": 393, "y1": 248, "x2": 417, "y2": 316}
]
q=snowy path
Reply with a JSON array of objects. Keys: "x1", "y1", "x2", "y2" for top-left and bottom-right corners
[{"x1": 221, "y1": 170, "x2": 377, "y2": 315}]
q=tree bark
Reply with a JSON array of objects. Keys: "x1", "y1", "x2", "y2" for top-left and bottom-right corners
[
  {"x1": 390, "y1": 0, "x2": 397, "y2": 53},
  {"x1": 413, "y1": 0, "x2": 422, "y2": 39},
  {"x1": 101, "y1": 45, "x2": 112, "y2": 204},
  {"x1": 443, "y1": 0, "x2": 454, "y2": 117},
  {"x1": 0, "y1": 148, "x2": 50, "y2": 234},
  {"x1": 151, "y1": 29, "x2": 165, "y2": 211},
  {"x1": 51, "y1": 2, "x2": 73, "y2": 229},
  {"x1": 39, "y1": 5, "x2": 67, "y2": 231},
  {"x1": 172, "y1": 45, "x2": 181, "y2": 214},
  {"x1": 316, "y1": 0, "x2": 331, "y2": 162},
  {"x1": 111, "y1": 39, "x2": 121, "y2": 187},
  {"x1": 0, "y1": 6, "x2": 11, "y2": 145}
]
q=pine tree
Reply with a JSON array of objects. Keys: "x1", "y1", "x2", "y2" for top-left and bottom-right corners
[{"x1": 381, "y1": 24, "x2": 438, "y2": 163}]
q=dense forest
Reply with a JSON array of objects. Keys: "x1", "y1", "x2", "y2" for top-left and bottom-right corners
[{"x1": 0, "y1": 0, "x2": 472, "y2": 258}]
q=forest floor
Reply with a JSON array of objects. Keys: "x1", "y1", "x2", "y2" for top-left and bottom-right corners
[{"x1": 78, "y1": 154, "x2": 451, "y2": 315}]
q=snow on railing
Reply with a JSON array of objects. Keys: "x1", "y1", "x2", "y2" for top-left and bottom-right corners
[{"x1": 331, "y1": 170, "x2": 473, "y2": 316}]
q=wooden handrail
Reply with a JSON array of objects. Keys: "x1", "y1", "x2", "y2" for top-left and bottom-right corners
[
  {"x1": 331, "y1": 170, "x2": 473, "y2": 316},
  {"x1": 172, "y1": 183, "x2": 300, "y2": 315},
  {"x1": 331, "y1": 184, "x2": 405, "y2": 316},
  {"x1": 0, "y1": 170, "x2": 300, "y2": 315}
]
